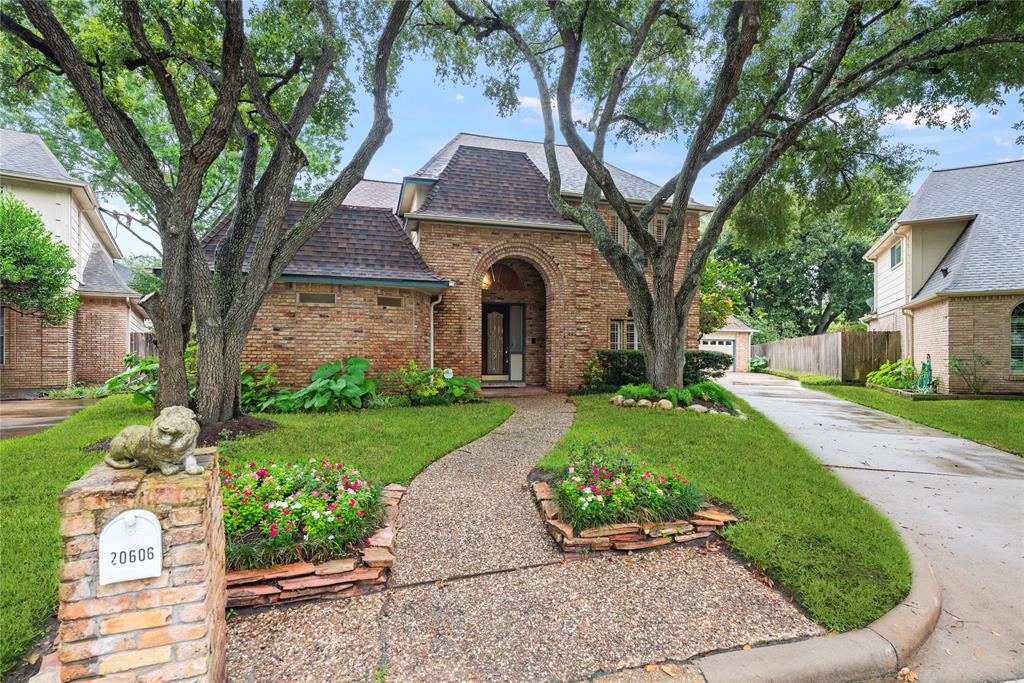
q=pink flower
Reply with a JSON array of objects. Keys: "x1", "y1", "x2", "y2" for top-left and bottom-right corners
[
  {"x1": 356, "y1": 510, "x2": 364, "y2": 517},
  {"x1": 269, "y1": 529, "x2": 278, "y2": 537},
  {"x1": 348, "y1": 499, "x2": 356, "y2": 507},
  {"x1": 241, "y1": 497, "x2": 249, "y2": 503}
]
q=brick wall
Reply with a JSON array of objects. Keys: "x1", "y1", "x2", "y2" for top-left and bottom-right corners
[
  {"x1": 242, "y1": 282, "x2": 432, "y2": 388},
  {"x1": 417, "y1": 207, "x2": 702, "y2": 391},
  {"x1": 0, "y1": 307, "x2": 73, "y2": 390},
  {"x1": 910, "y1": 298, "x2": 950, "y2": 392},
  {"x1": 75, "y1": 297, "x2": 130, "y2": 384},
  {"x1": 946, "y1": 294, "x2": 1024, "y2": 394},
  {"x1": 55, "y1": 448, "x2": 225, "y2": 682}
]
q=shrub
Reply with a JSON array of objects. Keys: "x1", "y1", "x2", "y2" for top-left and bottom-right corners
[
  {"x1": 290, "y1": 357, "x2": 376, "y2": 410},
  {"x1": 386, "y1": 360, "x2": 480, "y2": 405},
  {"x1": 867, "y1": 358, "x2": 916, "y2": 390},
  {"x1": 664, "y1": 386, "x2": 693, "y2": 407},
  {"x1": 617, "y1": 383, "x2": 662, "y2": 402},
  {"x1": 749, "y1": 355, "x2": 770, "y2": 372},
  {"x1": 594, "y1": 349, "x2": 733, "y2": 388},
  {"x1": 950, "y1": 353, "x2": 991, "y2": 394},
  {"x1": 222, "y1": 460, "x2": 383, "y2": 570},
  {"x1": 580, "y1": 357, "x2": 605, "y2": 391},
  {"x1": 240, "y1": 362, "x2": 279, "y2": 413},
  {"x1": 553, "y1": 433, "x2": 703, "y2": 530},
  {"x1": 687, "y1": 381, "x2": 734, "y2": 410},
  {"x1": 800, "y1": 375, "x2": 842, "y2": 386},
  {"x1": 103, "y1": 353, "x2": 160, "y2": 405}
]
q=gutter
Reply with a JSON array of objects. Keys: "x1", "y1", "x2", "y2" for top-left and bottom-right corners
[{"x1": 277, "y1": 275, "x2": 449, "y2": 291}]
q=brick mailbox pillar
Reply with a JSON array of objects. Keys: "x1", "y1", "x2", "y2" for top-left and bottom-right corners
[{"x1": 55, "y1": 447, "x2": 225, "y2": 682}]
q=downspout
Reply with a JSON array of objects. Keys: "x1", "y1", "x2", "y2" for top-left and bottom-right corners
[
  {"x1": 902, "y1": 308, "x2": 914, "y2": 364},
  {"x1": 429, "y1": 294, "x2": 443, "y2": 368}
]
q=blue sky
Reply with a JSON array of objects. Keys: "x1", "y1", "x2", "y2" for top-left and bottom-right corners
[{"x1": 114, "y1": 55, "x2": 1023, "y2": 256}]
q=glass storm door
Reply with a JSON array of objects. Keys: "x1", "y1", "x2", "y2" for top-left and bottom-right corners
[{"x1": 482, "y1": 303, "x2": 526, "y2": 381}]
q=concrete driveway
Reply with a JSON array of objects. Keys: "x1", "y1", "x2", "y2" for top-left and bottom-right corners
[
  {"x1": 721, "y1": 372, "x2": 1024, "y2": 683},
  {"x1": 0, "y1": 398, "x2": 95, "y2": 439}
]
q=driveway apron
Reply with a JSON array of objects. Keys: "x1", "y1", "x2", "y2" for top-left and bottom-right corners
[{"x1": 721, "y1": 373, "x2": 1024, "y2": 683}]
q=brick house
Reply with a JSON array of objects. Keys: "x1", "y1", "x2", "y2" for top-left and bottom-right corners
[
  {"x1": 210, "y1": 133, "x2": 713, "y2": 391},
  {"x1": 0, "y1": 129, "x2": 148, "y2": 392},
  {"x1": 863, "y1": 160, "x2": 1024, "y2": 394}
]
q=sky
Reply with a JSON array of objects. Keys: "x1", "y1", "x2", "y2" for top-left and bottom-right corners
[{"x1": 111, "y1": 55, "x2": 1024, "y2": 257}]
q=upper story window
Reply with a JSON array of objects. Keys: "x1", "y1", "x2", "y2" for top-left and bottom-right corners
[
  {"x1": 889, "y1": 241, "x2": 903, "y2": 268},
  {"x1": 651, "y1": 216, "x2": 667, "y2": 243},
  {"x1": 1011, "y1": 303, "x2": 1024, "y2": 375}
]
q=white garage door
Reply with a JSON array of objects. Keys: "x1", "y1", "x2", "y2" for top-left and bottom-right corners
[{"x1": 699, "y1": 338, "x2": 735, "y2": 371}]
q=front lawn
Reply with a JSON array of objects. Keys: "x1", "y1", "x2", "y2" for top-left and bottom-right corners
[
  {"x1": 0, "y1": 396, "x2": 150, "y2": 674},
  {"x1": 539, "y1": 394, "x2": 911, "y2": 632},
  {"x1": 815, "y1": 385, "x2": 1024, "y2": 456},
  {"x1": 0, "y1": 397, "x2": 512, "y2": 675},
  {"x1": 219, "y1": 401, "x2": 513, "y2": 484}
]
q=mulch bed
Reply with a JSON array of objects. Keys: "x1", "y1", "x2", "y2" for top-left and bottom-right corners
[{"x1": 83, "y1": 413, "x2": 277, "y2": 452}]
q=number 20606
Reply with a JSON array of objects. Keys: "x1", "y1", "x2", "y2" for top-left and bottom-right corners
[{"x1": 110, "y1": 547, "x2": 155, "y2": 565}]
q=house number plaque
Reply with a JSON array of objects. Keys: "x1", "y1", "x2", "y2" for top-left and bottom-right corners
[{"x1": 98, "y1": 510, "x2": 163, "y2": 585}]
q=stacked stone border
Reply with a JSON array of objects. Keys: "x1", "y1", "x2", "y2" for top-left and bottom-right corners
[
  {"x1": 530, "y1": 480, "x2": 738, "y2": 560},
  {"x1": 224, "y1": 484, "x2": 406, "y2": 609},
  {"x1": 46, "y1": 447, "x2": 224, "y2": 683}
]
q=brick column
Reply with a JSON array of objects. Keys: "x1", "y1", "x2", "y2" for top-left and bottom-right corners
[{"x1": 55, "y1": 448, "x2": 225, "y2": 682}]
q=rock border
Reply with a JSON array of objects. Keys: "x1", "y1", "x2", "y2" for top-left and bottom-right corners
[
  {"x1": 224, "y1": 483, "x2": 406, "y2": 608},
  {"x1": 592, "y1": 535, "x2": 941, "y2": 683},
  {"x1": 609, "y1": 394, "x2": 747, "y2": 419},
  {"x1": 530, "y1": 481, "x2": 738, "y2": 560}
]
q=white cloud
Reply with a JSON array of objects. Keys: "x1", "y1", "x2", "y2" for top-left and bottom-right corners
[
  {"x1": 993, "y1": 135, "x2": 1012, "y2": 148},
  {"x1": 455, "y1": 93, "x2": 465, "y2": 101},
  {"x1": 889, "y1": 104, "x2": 976, "y2": 130},
  {"x1": 518, "y1": 95, "x2": 592, "y2": 123}
]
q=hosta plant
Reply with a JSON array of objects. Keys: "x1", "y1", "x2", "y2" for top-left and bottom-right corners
[{"x1": 222, "y1": 459, "x2": 383, "y2": 570}]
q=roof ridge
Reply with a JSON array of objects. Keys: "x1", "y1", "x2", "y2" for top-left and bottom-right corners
[{"x1": 931, "y1": 158, "x2": 1024, "y2": 172}]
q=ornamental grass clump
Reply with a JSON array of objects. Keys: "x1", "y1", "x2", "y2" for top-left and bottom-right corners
[
  {"x1": 554, "y1": 433, "x2": 703, "y2": 531},
  {"x1": 222, "y1": 459, "x2": 383, "y2": 570}
]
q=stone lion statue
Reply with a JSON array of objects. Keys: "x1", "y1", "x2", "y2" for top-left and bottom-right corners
[{"x1": 105, "y1": 406, "x2": 203, "y2": 476}]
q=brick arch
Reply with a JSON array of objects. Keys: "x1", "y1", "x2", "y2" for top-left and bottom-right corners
[{"x1": 471, "y1": 240, "x2": 569, "y2": 390}]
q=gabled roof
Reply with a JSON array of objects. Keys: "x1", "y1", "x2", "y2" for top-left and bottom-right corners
[
  {"x1": 0, "y1": 128, "x2": 76, "y2": 182},
  {"x1": 343, "y1": 179, "x2": 401, "y2": 210},
  {"x1": 415, "y1": 145, "x2": 576, "y2": 227},
  {"x1": 202, "y1": 202, "x2": 447, "y2": 287},
  {"x1": 80, "y1": 243, "x2": 138, "y2": 297},
  {"x1": 717, "y1": 315, "x2": 756, "y2": 333},
  {"x1": 906, "y1": 160, "x2": 1024, "y2": 301},
  {"x1": 411, "y1": 132, "x2": 714, "y2": 209}
]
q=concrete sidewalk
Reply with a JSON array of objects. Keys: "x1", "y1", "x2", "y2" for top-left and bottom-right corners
[
  {"x1": 0, "y1": 398, "x2": 96, "y2": 439},
  {"x1": 721, "y1": 372, "x2": 1024, "y2": 683}
]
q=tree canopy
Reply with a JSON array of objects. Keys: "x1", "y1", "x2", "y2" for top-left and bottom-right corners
[{"x1": 0, "y1": 190, "x2": 79, "y2": 325}]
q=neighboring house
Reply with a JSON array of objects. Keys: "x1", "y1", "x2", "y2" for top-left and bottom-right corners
[
  {"x1": 0, "y1": 128, "x2": 147, "y2": 391},
  {"x1": 206, "y1": 133, "x2": 713, "y2": 391},
  {"x1": 699, "y1": 315, "x2": 756, "y2": 372},
  {"x1": 863, "y1": 160, "x2": 1024, "y2": 394}
]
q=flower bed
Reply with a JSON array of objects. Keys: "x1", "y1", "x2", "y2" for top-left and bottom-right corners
[
  {"x1": 531, "y1": 435, "x2": 738, "y2": 558},
  {"x1": 609, "y1": 381, "x2": 743, "y2": 417},
  {"x1": 221, "y1": 459, "x2": 406, "y2": 608}
]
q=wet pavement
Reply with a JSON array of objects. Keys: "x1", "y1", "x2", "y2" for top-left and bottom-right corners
[
  {"x1": 722, "y1": 372, "x2": 1024, "y2": 683},
  {"x1": 0, "y1": 398, "x2": 96, "y2": 439}
]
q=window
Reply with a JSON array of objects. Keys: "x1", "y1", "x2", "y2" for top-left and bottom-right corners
[
  {"x1": 377, "y1": 296, "x2": 403, "y2": 308},
  {"x1": 297, "y1": 292, "x2": 336, "y2": 305},
  {"x1": 611, "y1": 217, "x2": 624, "y2": 246},
  {"x1": 890, "y1": 241, "x2": 903, "y2": 268},
  {"x1": 609, "y1": 319, "x2": 639, "y2": 350},
  {"x1": 651, "y1": 216, "x2": 667, "y2": 243},
  {"x1": 1012, "y1": 303, "x2": 1024, "y2": 375}
]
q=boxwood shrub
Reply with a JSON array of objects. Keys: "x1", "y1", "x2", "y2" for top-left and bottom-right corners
[{"x1": 594, "y1": 349, "x2": 733, "y2": 388}]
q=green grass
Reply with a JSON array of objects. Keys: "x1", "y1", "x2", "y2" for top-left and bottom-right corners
[
  {"x1": 815, "y1": 385, "x2": 1024, "y2": 456},
  {"x1": 0, "y1": 396, "x2": 150, "y2": 674},
  {"x1": 220, "y1": 401, "x2": 513, "y2": 484},
  {"x1": 540, "y1": 394, "x2": 911, "y2": 632},
  {"x1": 761, "y1": 369, "x2": 842, "y2": 385},
  {"x1": 0, "y1": 397, "x2": 512, "y2": 674}
]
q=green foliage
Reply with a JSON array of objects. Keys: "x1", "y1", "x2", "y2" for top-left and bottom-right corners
[
  {"x1": 103, "y1": 353, "x2": 160, "y2": 405},
  {"x1": 119, "y1": 255, "x2": 161, "y2": 295},
  {"x1": 386, "y1": 361, "x2": 481, "y2": 406},
  {"x1": 664, "y1": 386, "x2": 693, "y2": 408},
  {"x1": 765, "y1": 368, "x2": 842, "y2": 386},
  {"x1": 0, "y1": 190, "x2": 79, "y2": 325},
  {"x1": 686, "y1": 382, "x2": 734, "y2": 411},
  {"x1": 949, "y1": 353, "x2": 992, "y2": 395},
  {"x1": 553, "y1": 433, "x2": 703, "y2": 531},
  {"x1": 239, "y1": 362, "x2": 279, "y2": 413},
  {"x1": 579, "y1": 358, "x2": 606, "y2": 391},
  {"x1": 617, "y1": 383, "x2": 663, "y2": 402},
  {"x1": 867, "y1": 358, "x2": 917, "y2": 391},
  {"x1": 291, "y1": 357, "x2": 376, "y2": 411},
  {"x1": 700, "y1": 255, "x2": 749, "y2": 335},
  {"x1": 749, "y1": 356, "x2": 770, "y2": 373},
  {"x1": 541, "y1": 394, "x2": 912, "y2": 632},
  {"x1": 594, "y1": 350, "x2": 732, "y2": 389},
  {"x1": 42, "y1": 382, "x2": 113, "y2": 400},
  {"x1": 683, "y1": 351, "x2": 733, "y2": 384}
]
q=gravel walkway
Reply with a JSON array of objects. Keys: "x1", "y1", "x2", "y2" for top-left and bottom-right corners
[
  {"x1": 390, "y1": 393, "x2": 573, "y2": 584},
  {"x1": 226, "y1": 393, "x2": 824, "y2": 682}
]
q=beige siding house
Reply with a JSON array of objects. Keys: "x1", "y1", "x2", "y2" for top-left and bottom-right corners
[
  {"x1": 700, "y1": 316, "x2": 756, "y2": 371},
  {"x1": 0, "y1": 128, "x2": 148, "y2": 392},
  {"x1": 863, "y1": 160, "x2": 1024, "y2": 394}
]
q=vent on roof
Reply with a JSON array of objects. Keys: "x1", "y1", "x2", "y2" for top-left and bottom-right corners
[
  {"x1": 377, "y1": 296, "x2": 403, "y2": 308},
  {"x1": 297, "y1": 292, "x2": 336, "y2": 305}
]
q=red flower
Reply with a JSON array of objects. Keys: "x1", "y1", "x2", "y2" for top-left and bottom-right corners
[
  {"x1": 356, "y1": 510, "x2": 364, "y2": 517},
  {"x1": 269, "y1": 529, "x2": 278, "y2": 537}
]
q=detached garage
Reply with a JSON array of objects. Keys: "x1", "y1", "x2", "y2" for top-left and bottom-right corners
[{"x1": 699, "y1": 315, "x2": 756, "y2": 371}]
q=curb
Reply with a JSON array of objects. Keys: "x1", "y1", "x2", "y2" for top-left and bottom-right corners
[{"x1": 594, "y1": 536, "x2": 940, "y2": 683}]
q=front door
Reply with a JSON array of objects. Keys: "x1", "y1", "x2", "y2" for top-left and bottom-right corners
[{"x1": 482, "y1": 303, "x2": 526, "y2": 382}]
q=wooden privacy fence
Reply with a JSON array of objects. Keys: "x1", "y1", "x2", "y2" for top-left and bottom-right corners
[
  {"x1": 752, "y1": 330, "x2": 901, "y2": 383},
  {"x1": 130, "y1": 331, "x2": 157, "y2": 358}
]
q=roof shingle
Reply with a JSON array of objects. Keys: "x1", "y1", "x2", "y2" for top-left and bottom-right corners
[
  {"x1": 416, "y1": 145, "x2": 576, "y2": 227},
  {"x1": 342, "y1": 179, "x2": 401, "y2": 210},
  {"x1": 202, "y1": 202, "x2": 446, "y2": 285},
  {"x1": 80, "y1": 244, "x2": 138, "y2": 296},
  {"x1": 0, "y1": 128, "x2": 76, "y2": 182}
]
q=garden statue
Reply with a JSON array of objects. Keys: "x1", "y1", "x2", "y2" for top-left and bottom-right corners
[
  {"x1": 917, "y1": 353, "x2": 933, "y2": 392},
  {"x1": 105, "y1": 406, "x2": 203, "y2": 476}
]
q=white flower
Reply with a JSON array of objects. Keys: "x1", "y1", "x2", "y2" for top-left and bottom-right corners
[
  {"x1": 567, "y1": 466, "x2": 574, "y2": 473},
  {"x1": 656, "y1": 488, "x2": 664, "y2": 496},
  {"x1": 311, "y1": 511, "x2": 321, "y2": 519},
  {"x1": 328, "y1": 516, "x2": 335, "y2": 522},
  {"x1": 303, "y1": 534, "x2": 309, "y2": 540},
  {"x1": 328, "y1": 535, "x2": 335, "y2": 540}
]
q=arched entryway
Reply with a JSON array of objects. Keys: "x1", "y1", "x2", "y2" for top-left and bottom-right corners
[{"x1": 479, "y1": 257, "x2": 548, "y2": 386}]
